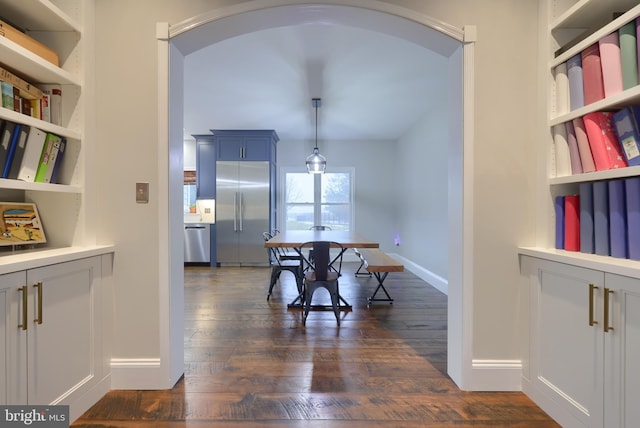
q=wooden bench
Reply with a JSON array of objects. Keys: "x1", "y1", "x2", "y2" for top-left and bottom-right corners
[{"x1": 354, "y1": 248, "x2": 404, "y2": 304}]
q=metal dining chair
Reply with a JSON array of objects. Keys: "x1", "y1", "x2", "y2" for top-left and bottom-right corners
[
  {"x1": 299, "y1": 240, "x2": 344, "y2": 326},
  {"x1": 263, "y1": 232, "x2": 303, "y2": 301},
  {"x1": 306, "y1": 225, "x2": 332, "y2": 263}
]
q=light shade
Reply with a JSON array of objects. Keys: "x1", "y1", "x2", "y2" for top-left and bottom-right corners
[
  {"x1": 306, "y1": 148, "x2": 326, "y2": 174},
  {"x1": 306, "y1": 97, "x2": 326, "y2": 174}
]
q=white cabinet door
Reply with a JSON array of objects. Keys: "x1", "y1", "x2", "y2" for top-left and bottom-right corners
[
  {"x1": 533, "y1": 260, "x2": 605, "y2": 428},
  {"x1": 0, "y1": 271, "x2": 28, "y2": 405},
  {"x1": 26, "y1": 257, "x2": 102, "y2": 406},
  {"x1": 604, "y1": 273, "x2": 640, "y2": 428}
]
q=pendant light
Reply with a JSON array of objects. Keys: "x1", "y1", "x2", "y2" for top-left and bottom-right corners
[{"x1": 306, "y1": 98, "x2": 326, "y2": 174}]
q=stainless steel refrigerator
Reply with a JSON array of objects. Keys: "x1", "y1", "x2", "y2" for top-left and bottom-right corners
[{"x1": 216, "y1": 161, "x2": 270, "y2": 266}]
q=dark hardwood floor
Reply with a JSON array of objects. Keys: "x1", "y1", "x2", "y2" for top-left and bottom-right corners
[{"x1": 72, "y1": 263, "x2": 559, "y2": 427}]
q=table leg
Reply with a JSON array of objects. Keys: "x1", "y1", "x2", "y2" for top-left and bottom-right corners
[{"x1": 367, "y1": 272, "x2": 394, "y2": 304}]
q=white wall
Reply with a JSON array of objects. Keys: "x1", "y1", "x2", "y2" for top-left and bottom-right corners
[{"x1": 94, "y1": 0, "x2": 540, "y2": 389}]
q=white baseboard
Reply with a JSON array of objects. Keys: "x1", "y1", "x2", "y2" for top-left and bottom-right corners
[
  {"x1": 388, "y1": 253, "x2": 448, "y2": 295},
  {"x1": 110, "y1": 358, "x2": 163, "y2": 390},
  {"x1": 470, "y1": 359, "x2": 522, "y2": 391}
]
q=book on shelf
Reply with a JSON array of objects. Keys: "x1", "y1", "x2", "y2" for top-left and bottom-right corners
[
  {"x1": 564, "y1": 194, "x2": 581, "y2": 252},
  {"x1": 581, "y1": 43, "x2": 605, "y2": 105},
  {"x1": 572, "y1": 117, "x2": 596, "y2": 173},
  {"x1": 554, "y1": 62, "x2": 570, "y2": 116},
  {"x1": 40, "y1": 93, "x2": 50, "y2": 123},
  {"x1": 564, "y1": 120, "x2": 583, "y2": 174},
  {"x1": 555, "y1": 196, "x2": 565, "y2": 249},
  {"x1": 40, "y1": 84, "x2": 61, "y2": 126},
  {"x1": 598, "y1": 32, "x2": 624, "y2": 98},
  {"x1": 609, "y1": 179, "x2": 628, "y2": 258},
  {"x1": 583, "y1": 111, "x2": 627, "y2": 171},
  {"x1": 30, "y1": 98, "x2": 41, "y2": 120},
  {"x1": 579, "y1": 182, "x2": 595, "y2": 254},
  {"x1": 567, "y1": 54, "x2": 585, "y2": 111},
  {"x1": 6, "y1": 125, "x2": 29, "y2": 180},
  {"x1": 619, "y1": 21, "x2": 639, "y2": 90},
  {"x1": 611, "y1": 106, "x2": 640, "y2": 166},
  {"x1": 553, "y1": 124, "x2": 572, "y2": 177},
  {"x1": 625, "y1": 176, "x2": 640, "y2": 260},
  {"x1": 1, "y1": 122, "x2": 22, "y2": 178},
  {"x1": 0, "y1": 64, "x2": 43, "y2": 100},
  {"x1": 0, "y1": 19, "x2": 59, "y2": 66},
  {"x1": 11, "y1": 86, "x2": 19, "y2": 113},
  {"x1": 593, "y1": 180, "x2": 610, "y2": 256},
  {"x1": 1, "y1": 81, "x2": 13, "y2": 110},
  {"x1": 17, "y1": 127, "x2": 46, "y2": 182}
]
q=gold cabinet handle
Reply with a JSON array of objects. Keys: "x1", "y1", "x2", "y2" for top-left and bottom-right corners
[
  {"x1": 589, "y1": 284, "x2": 598, "y2": 326},
  {"x1": 34, "y1": 282, "x2": 43, "y2": 325},
  {"x1": 18, "y1": 285, "x2": 28, "y2": 330},
  {"x1": 604, "y1": 288, "x2": 614, "y2": 333}
]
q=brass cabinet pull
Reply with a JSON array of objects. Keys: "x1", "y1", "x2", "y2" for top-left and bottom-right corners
[
  {"x1": 34, "y1": 282, "x2": 43, "y2": 325},
  {"x1": 18, "y1": 285, "x2": 27, "y2": 330},
  {"x1": 604, "y1": 288, "x2": 614, "y2": 333},
  {"x1": 589, "y1": 284, "x2": 598, "y2": 326}
]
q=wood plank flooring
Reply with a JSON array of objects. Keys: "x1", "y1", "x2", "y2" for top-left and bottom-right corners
[{"x1": 72, "y1": 263, "x2": 559, "y2": 427}]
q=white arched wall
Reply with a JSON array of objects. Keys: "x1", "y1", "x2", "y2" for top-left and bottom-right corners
[{"x1": 158, "y1": 0, "x2": 475, "y2": 389}]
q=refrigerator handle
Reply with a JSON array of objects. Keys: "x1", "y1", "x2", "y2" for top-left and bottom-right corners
[
  {"x1": 239, "y1": 192, "x2": 244, "y2": 231},
  {"x1": 234, "y1": 192, "x2": 238, "y2": 232}
]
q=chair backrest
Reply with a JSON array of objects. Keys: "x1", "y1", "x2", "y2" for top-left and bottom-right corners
[
  {"x1": 300, "y1": 241, "x2": 343, "y2": 281},
  {"x1": 309, "y1": 225, "x2": 332, "y2": 231}
]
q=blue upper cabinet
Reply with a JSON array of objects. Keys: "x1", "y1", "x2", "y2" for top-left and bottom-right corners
[
  {"x1": 194, "y1": 134, "x2": 217, "y2": 198},
  {"x1": 212, "y1": 130, "x2": 279, "y2": 161}
]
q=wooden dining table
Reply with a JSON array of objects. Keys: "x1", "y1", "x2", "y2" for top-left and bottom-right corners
[{"x1": 264, "y1": 229, "x2": 379, "y2": 310}]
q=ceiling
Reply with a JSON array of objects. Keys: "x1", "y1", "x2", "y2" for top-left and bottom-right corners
[{"x1": 182, "y1": 14, "x2": 454, "y2": 143}]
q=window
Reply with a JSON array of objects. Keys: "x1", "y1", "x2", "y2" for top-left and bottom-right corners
[
  {"x1": 284, "y1": 169, "x2": 353, "y2": 231},
  {"x1": 183, "y1": 170, "x2": 196, "y2": 213}
]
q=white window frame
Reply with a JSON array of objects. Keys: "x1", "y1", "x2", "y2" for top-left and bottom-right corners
[{"x1": 279, "y1": 166, "x2": 355, "y2": 232}]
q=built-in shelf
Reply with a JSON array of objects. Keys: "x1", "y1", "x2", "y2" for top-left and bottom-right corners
[
  {"x1": 551, "y1": 0, "x2": 640, "y2": 32},
  {"x1": 0, "y1": 0, "x2": 80, "y2": 32}
]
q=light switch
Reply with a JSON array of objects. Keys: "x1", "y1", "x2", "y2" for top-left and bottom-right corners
[{"x1": 136, "y1": 182, "x2": 149, "y2": 203}]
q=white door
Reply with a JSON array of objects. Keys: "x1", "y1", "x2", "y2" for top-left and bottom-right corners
[
  {"x1": 0, "y1": 271, "x2": 27, "y2": 404},
  {"x1": 604, "y1": 273, "x2": 640, "y2": 428},
  {"x1": 534, "y1": 260, "x2": 605, "y2": 428},
  {"x1": 27, "y1": 257, "x2": 101, "y2": 405}
]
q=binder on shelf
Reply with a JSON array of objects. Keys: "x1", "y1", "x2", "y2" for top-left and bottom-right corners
[
  {"x1": 609, "y1": 179, "x2": 628, "y2": 259},
  {"x1": 583, "y1": 111, "x2": 627, "y2": 171},
  {"x1": 567, "y1": 54, "x2": 585, "y2": 111},
  {"x1": 0, "y1": 120, "x2": 15, "y2": 170},
  {"x1": 37, "y1": 133, "x2": 62, "y2": 183},
  {"x1": 40, "y1": 84, "x2": 61, "y2": 126},
  {"x1": 1, "y1": 122, "x2": 22, "y2": 178},
  {"x1": 572, "y1": 117, "x2": 596, "y2": 173},
  {"x1": 619, "y1": 21, "x2": 638, "y2": 90},
  {"x1": 598, "y1": 32, "x2": 624, "y2": 98},
  {"x1": 565, "y1": 120, "x2": 583, "y2": 174},
  {"x1": 611, "y1": 106, "x2": 640, "y2": 166},
  {"x1": 6, "y1": 125, "x2": 29, "y2": 179},
  {"x1": 555, "y1": 196, "x2": 565, "y2": 249},
  {"x1": 34, "y1": 133, "x2": 59, "y2": 182},
  {"x1": 581, "y1": 43, "x2": 605, "y2": 105},
  {"x1": 17, "y1": 127, "x2": 46, "y2": 182},
  {"x1": 49, "y1": 138, "x2": 65, "y2": 184},
  {"x1": 593, "y1": 180, "x2": 610, "y2": 256},
  {"x1": 565, "y1": 195, "x2": 580, "y2": 251},
  {"x1": 553, "y1": 124, "x2": 572, "y2": 177},
  {"x1": 625, "y1": 176, "x2": 640, "y2": 260},
  {"x1": 579, "y1": 182, "x2": 595, "y2": 254},
  {"x1": 554, "y1": 62, "x2": 570, "y2": 116}
]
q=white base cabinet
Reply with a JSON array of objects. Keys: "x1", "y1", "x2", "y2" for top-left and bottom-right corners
[
  {"x1": 521, "y1": 256, "x2": 640, "y2": 428},
  {"x1": 0, "y1": 254, "x2": 112, "y2": 421}
]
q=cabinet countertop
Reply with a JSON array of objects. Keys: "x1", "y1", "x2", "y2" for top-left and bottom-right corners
[{"x1": 0, "y1": 245, "x2": 115, "y2": 274}]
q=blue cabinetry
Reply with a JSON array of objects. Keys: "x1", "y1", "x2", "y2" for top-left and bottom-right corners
[{"x1": 212, "y1": 129, "x2": 277, "y2": 161}]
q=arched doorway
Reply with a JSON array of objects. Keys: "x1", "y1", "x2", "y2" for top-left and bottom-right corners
[{"x1": 158, "y1": 0, "x2": 474, "y2": 389}]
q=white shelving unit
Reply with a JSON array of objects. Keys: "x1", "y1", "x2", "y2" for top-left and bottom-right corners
[
  {"x1": 519, "y1": 2, "x2": 640, "y2": 427},
  {"x1": 0, "y1": 0, "x2": 105, "y2": 264}
]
